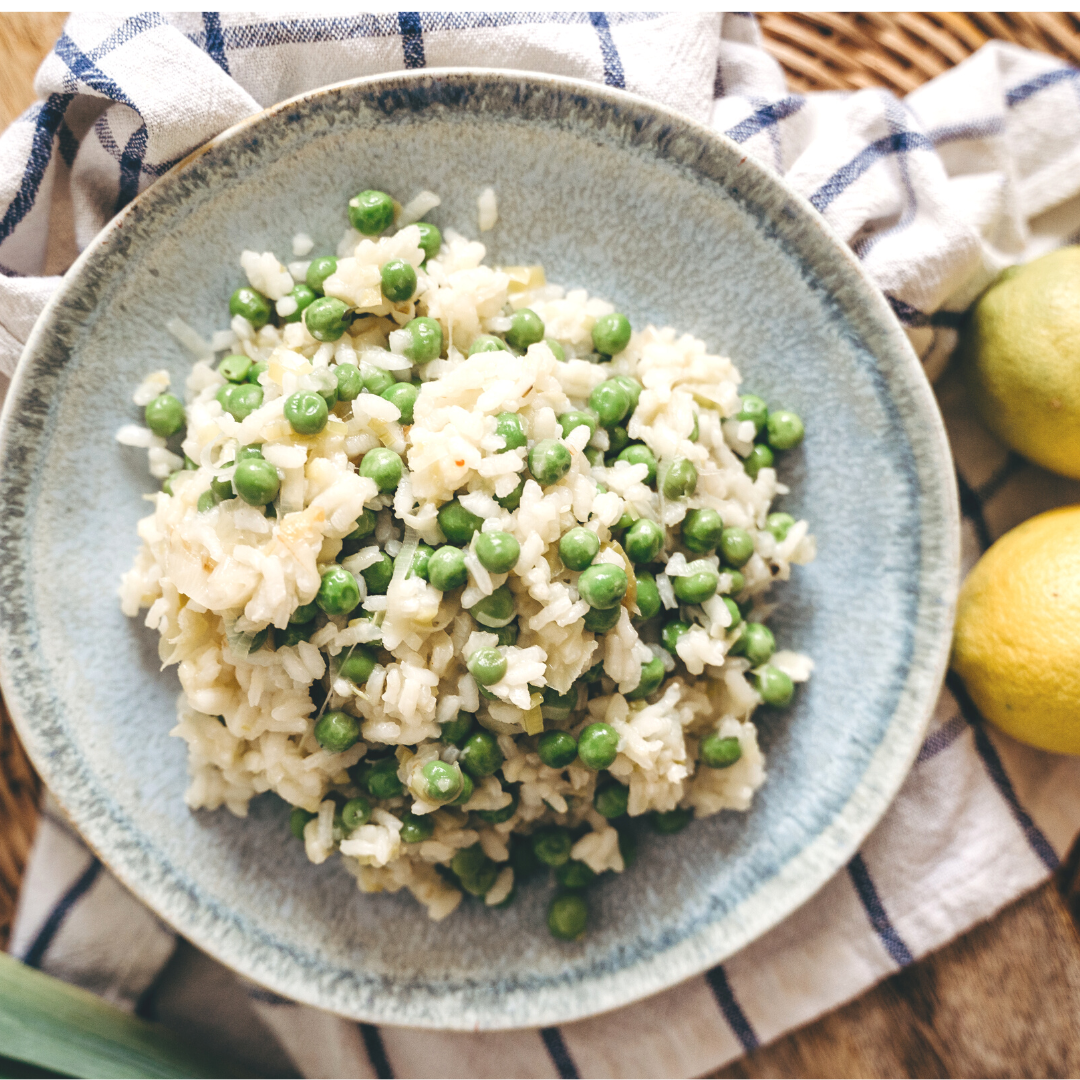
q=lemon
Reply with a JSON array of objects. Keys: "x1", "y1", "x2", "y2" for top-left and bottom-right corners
[
  {"x1": 959, "y1": 247, "x2": 1080, "y2": 479},
  {"x1": 951, "y1": 506, "x2": 1080, "y2": 755}
]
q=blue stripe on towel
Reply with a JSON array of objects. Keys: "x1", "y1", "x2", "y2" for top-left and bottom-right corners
[
  {"x1": 21, "y1": 857, "x2": 103, "y2": 969},
  {"x1": 589, "y1": 12, "x2": 626, "y2": 89},
  {"x1": 705, "y1": 965, "x2": 759, "y2": 1052},
  {"x1": 946, "y1": 671, "x2": 1059, "y2": 872},
  {"x1": 398, "y1": 12, "x2": 426, "y2": 68},
  {"x1": 916, "y1": 713, "x2": 968, "y2": 764},
  {"x1": 540, "y1": 1027, "x2": 580, "y2": 1079},
  {"x1": 847, "y1": 853, "x2": 914, "y2": 967},
  {"x1": 201, "y1": 11, "x2": 231, "y2": 74},
  {"x1": 1006, "y1": 67, "x2": 1079, "y2": 108},
  {"x1": 809, "y1": 130, "x2": 934, "y2": 213},
  {"x1": 725, "y1": 96, "x2": 805, "y2": 144}
]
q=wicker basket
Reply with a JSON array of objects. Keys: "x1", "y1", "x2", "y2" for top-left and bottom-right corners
[{"x1": 3, "y1": 11, "x2": 1080, "y2": 950}]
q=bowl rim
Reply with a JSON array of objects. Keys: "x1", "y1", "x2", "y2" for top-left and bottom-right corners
[{"x1": 0, "y1": 66, "x2": 960, "y2": 1030}]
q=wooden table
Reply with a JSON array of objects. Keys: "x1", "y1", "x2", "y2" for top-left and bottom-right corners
[{"x1": 4, "y1": 13, "x2": 1080, "y2": 1077}]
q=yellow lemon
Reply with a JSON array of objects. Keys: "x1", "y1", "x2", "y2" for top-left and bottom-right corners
[
  {"x1": 959, "y1": 247, "x2": 1080, "y2": 479},
  {"x1": 951, "y1": 505, "x2": 1080, "y2": 755}
]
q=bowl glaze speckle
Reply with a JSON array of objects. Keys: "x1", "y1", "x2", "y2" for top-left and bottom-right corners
[{"x1": 0, "y1": 70, "x2": 958, "y2": 1029}]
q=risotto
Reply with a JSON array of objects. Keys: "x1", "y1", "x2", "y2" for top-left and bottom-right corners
[{"x1": 119, "y1": 187, "x2": 815, "y2": 941}]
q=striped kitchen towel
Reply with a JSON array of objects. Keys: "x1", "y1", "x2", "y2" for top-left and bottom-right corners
[{"x1": 8, "y1": 13, "x2": 1080, "y2": 1079}]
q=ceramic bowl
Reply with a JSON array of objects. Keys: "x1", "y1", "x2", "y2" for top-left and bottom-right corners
[{"x1": 0, "y1": 70, "x2": 958, "y2": 1029}]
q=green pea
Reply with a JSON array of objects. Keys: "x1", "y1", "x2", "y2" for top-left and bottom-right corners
[
  {"x1": 224, "y1": 383, "x2": 264, "y2": 421},
  {"x1": 237, "y1": 444, "x2": 264, "y2": 462},
  {"x1": 615, "y1": 444, "x2": 657, "y2": 485},
  {"x1": 624, "y1": 518, "x2": 664, "y2": 565},
  {"x1": 591, "y1": 312, "x2": 632, "y2": 356},
  {"x1": 364, "y1": 754, "x2": 404, "y2": 799},
  {"x1": 634, "y1": 571, "x2": 661, "y2": 621},
  {"x1": 541, "y1": 686, "x2": 577, "y2": 722},
  {"x1": 532, "y1": 826, "x2": 573, "y2": 867},
  {"x1": 650, "y1": 808, "x2": 692, "y2": 834},
  {"x1": 754, "y1": 665, "x2": 794, "y2": 707},
  {"x1": 451, "y1": 771, "x2": 474, "y2": 806},
  {"x1": 625, "y1": 655, "x2": 665, "y2": 701},
  {"x1": 380, "y1": 381, "x2": 419, "y2": 425},
  {"x1": 230, "y1": 286, "x2": 272, "y2": 329},
  {"x1": 682, "y1": 508, "x2": 724, "y2": 553},
  {"x1": 284, "y1": 390, "x2": 328, "y2": 435},
  {"x1": 545, "y1": 338, "x2": 566, "y2": 361},
  {"x1": 617, "y1": 824, "x2": 638, "y2": 868},
  {"x1": 314, "y1": 710, "x2": 361, "y2": 753},
  {"x1": 427, "y1": 546, "x2": 468, "y2": 591},
  {"x1": 245, "y1": 361, "x2": 268, "y2": 386},
  {"x1": 506, "y1": 308, "x2": 544, "y2": 350},
  {"x1": 459, "y1": 729, "x2": 504, "y2": 778},
  {"x1": 281, "y1": 282, "x2": 317, "y2": 324},
  {"x1": 723, "y1": 596, "x2": 742, "y2": 630},
  {"x1": 474, "y1": 788, "x2": 519, "y2": 824},
  {"x1": 341, "y1": 796, "x2": 372, "y2": 831},
  {"x1": 558, "y1": 411, "x2": 598, "y2": 441},
  {"x1": 662, "y1": 620, "x2": 690, "y2": 655},
  {"x1": 744, "y1": 443, "x2": 774, "y2": 480},
  {"x1": 556, "y1": 527, "x2": 597, "y2": 572},
  {"x1": 303, "y1": 296, "x2": 350, "y2": 342},
  {"x1": 719, "y1": 527, "x2": 754, "y2": 568},
  {"x1": 143, "y1": 393, "x2": 184, "y2": 438},
  {"x1": 577, "y1": 722, "x2": 619, "y2": 770},
  {"x1": 360, "y1": 362, "x2": 395, "y2": 396},
  {"x1": 475, "y1": 532, "x2": 520, "y2": 574},
  {"x1": 690, "y1": 413, "x2": 699, "y2": 442},
  {"x1": 722, "y1": 567, "x2": 746, "y2": 595},
  {"x1": 766, "y1": 512, "x2": 796, "y2": 542},
  {"x1": 594, "y1": 778, "x2": 629, "y2": 818},
  {"x1": 452, "y1": 844, "x2": 499, "y2": 897},
  {"x1": 578, "y1": 563, "x2": 628, "y2": 610},
  {"x1": 414, "y1": 221, "x2": 442, "y2": 262},
  {"x1": 418, "y1": 759, "x2": 464, "y2": 804},
  {"x1": 490, "y1": 411, "x2": 525, "y2": 453},
  {"x1": 348, "y1": 189, "x2": 395, "y2": 235},
  {"x1": 470, "y1": 585, "x2": 516, "y2": 628},
  {"x1": 345, "y1": 510, "x2": 377, "y2": 543},
  {"x1": 380, "y1": 259, "x2": 417, "y2": 303},
  {"x1": 701, "y1": 734, "x2": 742, "y2": 769},
  {"x1": 290, "y1": 807, "x2": 316, "y2": 840},
  {"x1": 589, "y1": 380, "x2": 631, "y2": 428},
  {"x1": 469, "y1": 334, "x2": 509, "y2": 356},
  {"x1": 407, "y1": 543, "x2": 433, "y2": 581},
  {"x1": 497, "y1": 477, "x2": 526, "y2": 512},
  {"x1": 610, "y1": 510, "x2": 634, "y2": 535},
  {"x1": 581, "y1": 661, "x2": 605, "y2": 684},
  {"x1": 337, "y1": 645, "x2": 377, "y2": 686},
  {"x1": 278, "y1": 621, "x2": 315, "y2": 648},
  {"x1": 606, "y1": 425, "x2": 629, "y2": 457},
  {"x1": 610, "y1": 375, "x2": 642, "y2": 414},
  {"x1": 219, "y1": 354, "x2": 252, "y2": 383},
  {"x1": 737, "y1": 394, "x2": 769, "y2": 432},
  {"x1": 197, "y1": 489, "x2": 220, "y2": 513},
  {"x1": 548, "y1": 892, "x2": 588, "y2": 941},
  {"x1": 162, "y1": 471, "x2": 180, "y2": 496},
  {"x1": 554, "y1": 860, "x2": 595, "y2": 890},
  {"x1": 232, "y1": 458, "x2": 279, "y2": 506},
  {"x1": 210, "y1": 474, "x2": 233, "y2": 501},
  {"x1": 584, "y1": 447, "x2": 603, "y2": 468},
  {"x1": 673, "y1": 569, "x2": 719, "y2": 605},
  {"x1": 290, "y1": 601, "x2": 318, "y2": 624},
  {"x1": 399, "y1": 811, "x2": 434, "y2": 843},
  {"x1": 317, "y1": 565, "x2": 361, "y2": 615},
  {"x1": 528, "y1": 439, "x2": 572, "y2": 486},
  {"x1": 334, "y1": 363, "x2": 363, "y2": 401},
  {"x1": 583, "y1": 605, "x2": 622, "y2": 633},
  {"x1": 537, "y1": 730, "x2": 578, "y2": 769},
  {"x1": 247, "y1": 628, "x2": 270, "y2": 653},
  {"x1": 662, "y1": 458, "x2": 698, "y2": 498},
  {"x1": 766, "y1": 409, "x2": 804, "y2": 450},
  {"x1": 440, "y1": 709, "x2": 475, "y2": 747},
  {"x1": 495, "y1": 621, "x2": 519, "y2": 647},
  {"x1": 438, "y1": 499, "x2": 483, "y2": 545},
  {"x1": 358, "y1": 447, "x2": 403, "y2": 493},
  {"x1": 306, "y1": 256, "x2": 337, "y2": 294},
  {"x1": 402, "y1": 315, "x2": 442, "y2": 364},
  {"x1": 467, "y1": 647, "x2": 506, "y2": 688},
  {"x1": 361, "y1": 551, "x2": 393, "y2": 595}
]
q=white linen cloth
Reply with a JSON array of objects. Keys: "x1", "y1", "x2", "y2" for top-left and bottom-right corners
[{"x1": 7, "y1": 13, "x2": 1080, "y2": 1078}]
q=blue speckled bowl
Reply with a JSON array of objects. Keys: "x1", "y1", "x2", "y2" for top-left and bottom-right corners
[{"x1": 0, "y1": 71, "x2": 958, "y2": 1029}]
